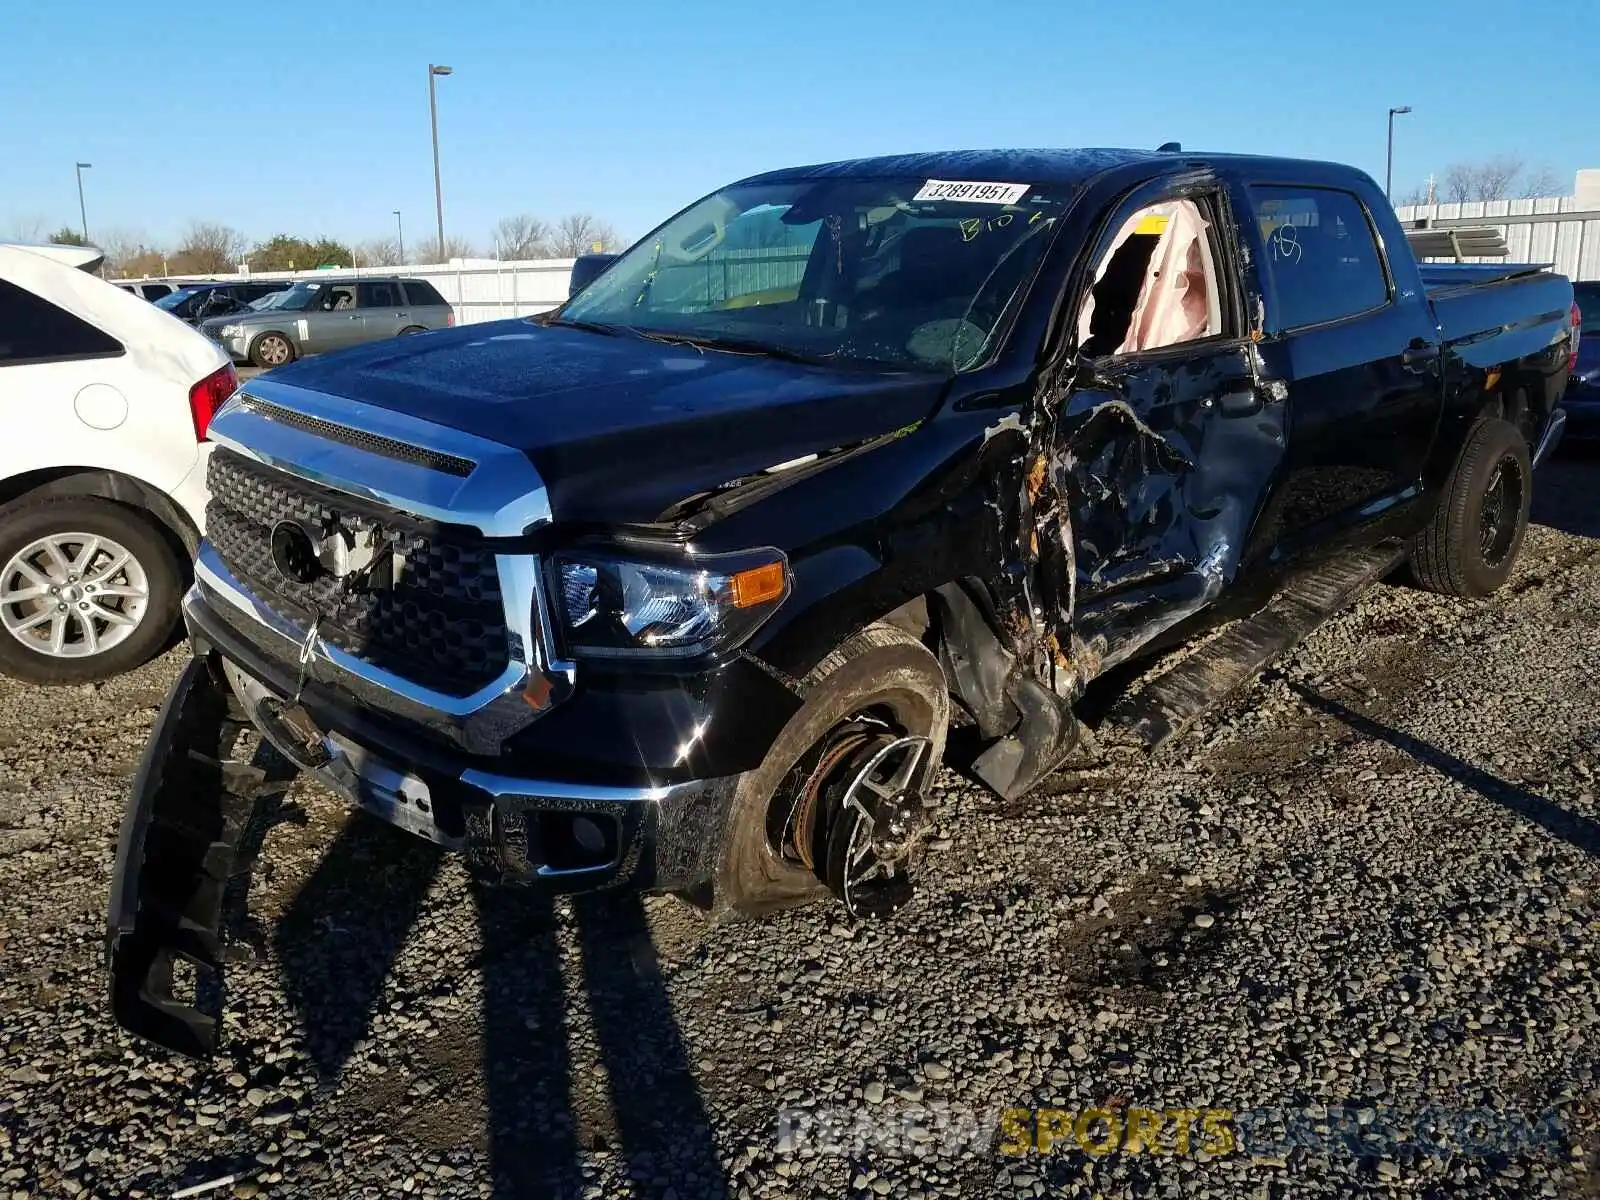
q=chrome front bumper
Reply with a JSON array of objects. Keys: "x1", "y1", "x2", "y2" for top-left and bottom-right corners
[{"x1": 216, "y1": 649, "x2": 738, "y2": 891}]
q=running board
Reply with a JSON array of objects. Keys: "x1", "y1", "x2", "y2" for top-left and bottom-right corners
[{"x1": 1106, "y1": 544, "x2": 1406, "y2": 750}]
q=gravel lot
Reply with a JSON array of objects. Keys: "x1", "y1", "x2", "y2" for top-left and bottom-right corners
[{"x1": 2, "y1": 454, "x2": 1599, "y2": 1199}]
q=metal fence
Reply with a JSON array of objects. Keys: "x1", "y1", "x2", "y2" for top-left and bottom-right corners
[
  {"x1": 146, "y1": 257, "x2": 579, "y2": 325},
  {"x1": 1393, "y1": 198, "x2": 1600, "y2": 280},
  {"x1": 140, "y1": 246, "x2": 822, "y2": 325}
]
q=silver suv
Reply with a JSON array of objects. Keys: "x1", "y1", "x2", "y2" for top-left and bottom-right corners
[{"x1": 200, "y1": 277, "x2": 454, "y2": 367}]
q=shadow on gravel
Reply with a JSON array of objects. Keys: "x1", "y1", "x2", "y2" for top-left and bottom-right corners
[
  {"x1": 1291, "y1": 683, "x2": 1600, "y2": 857},
  {"x1": 276, "y1": 819, "x2": 729, "y2": 1199}
]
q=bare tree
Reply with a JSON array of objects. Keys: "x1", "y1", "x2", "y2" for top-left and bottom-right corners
[
  {"x1": 492, "y1": 214, "x2": 551, "y2": 259},
  {"x1": 5, "y1": 213, "x2": 50, "y2": 242},
  {"x1": 1394, "y1": 182, "x2": 1432, "y2": 208},
  {"x1": 1521, "y1": 165, "x2": 1562, "y2": 199},
  {"x1": 549, "y1": 213, "x2": 621, "y2": 257},
  {"x1": 1441, "y1": 155, "x2": 1561, "y2": 203},
  {"x1": 95, "y1": 227, "x2": 163, "y2": 277},
  {"x1": 354, "y1": 236, "x2": 404, "y2": 267},
  {"x1": 170, "y1": 221, "x2": 246, "y2": 274},
  {"x1": 414, "y1": 235, "x2": 476, "y2": 263}
]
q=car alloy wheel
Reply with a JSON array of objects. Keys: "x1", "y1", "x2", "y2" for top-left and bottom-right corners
[
  {"x1": 257, "y1": 335, "x2": 291, "y2": 365},
  {"x1": 0, "y1": 533, "x2": 150, "y2": 659}
]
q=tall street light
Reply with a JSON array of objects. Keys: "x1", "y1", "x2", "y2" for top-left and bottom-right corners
[
  {"x1": 75, "y1": 162, "x2": 92, "y2": 243},
  {"x1": 1386, "y1": 106, "x2": 1412, "y2": 204},
  {"x1": 393, "y1": 209, "x2": 405, "y2": 264},
  {"x1": 427, "y1": 64, "x2": 453, "y2": 261}
]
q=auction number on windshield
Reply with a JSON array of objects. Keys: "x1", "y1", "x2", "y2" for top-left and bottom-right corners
[{"x1": 914, "y1": 180, "x2": 1031, "y2": 205}]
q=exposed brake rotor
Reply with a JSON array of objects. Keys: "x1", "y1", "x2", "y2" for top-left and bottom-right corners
[
  {"x1": 816, "y1": 732, "x2": 935, "y2": 920},
  {"x1": 785, "y1": 729, "x2": 879, "y2": 873}
]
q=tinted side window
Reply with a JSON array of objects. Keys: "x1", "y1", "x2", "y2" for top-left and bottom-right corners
[
  {"x1": 358, "y1": 282, "x2": 399, "y2": 308},
  {"x1": 402, "y1": 280, "x2": 446, "y2": 306},
  {"x1": 0, "y1": 280, "x2": 123, "y2": 365},
  {"x1": 1249, "y1": 186, "x2": 1388, "y2": 330}
]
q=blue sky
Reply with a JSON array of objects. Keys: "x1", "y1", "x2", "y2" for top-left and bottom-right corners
[{"x1": 3, "y1": 0, "x2": 1594, "y2": 253}]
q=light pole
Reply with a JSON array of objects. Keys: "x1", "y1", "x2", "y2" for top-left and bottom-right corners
[
  {"x1": 427, "y1": 64, "x2": 453, "y2": 261},
  {"x1": 75, "y1": 162, "x2": 92, "y2": 243},
  {"x1": 1386, "y1": 106, "x2": 1412, "y2": 204},
  {"x1": 393, "y1": 209, "x2": 405, "y2": 264}
]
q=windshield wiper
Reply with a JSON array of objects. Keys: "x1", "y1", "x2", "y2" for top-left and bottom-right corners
[
  {"x1": 625, "y1": 330, "x2": 832, "y2": 366},
  {"x1": 540, "y1": 314, "x2": 623, "y2": 336}
]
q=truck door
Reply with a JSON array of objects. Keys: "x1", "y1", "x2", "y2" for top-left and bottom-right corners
[
  {"x1": 1237, "y1": 182, "x2": 1441, "y2": 555},
  {"x1": 1039, "y1": 176, "x2": 1287, "y2": 678}
]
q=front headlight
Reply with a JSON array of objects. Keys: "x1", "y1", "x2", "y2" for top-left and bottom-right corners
[
  {"x1": 553, "y1": 549, "x2": 790, "y2": 659},
  {"x1": 219, "y1": 324, "x2": 241, "y2": 337}
]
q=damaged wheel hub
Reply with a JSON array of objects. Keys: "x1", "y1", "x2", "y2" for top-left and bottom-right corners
[{"x1": 811, "y1": 732, "x2": 935, "y2": 920}]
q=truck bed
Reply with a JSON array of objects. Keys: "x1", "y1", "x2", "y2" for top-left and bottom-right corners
[{"x1": 1419, "y1": 261, "x2": 1552, "y2": 297}]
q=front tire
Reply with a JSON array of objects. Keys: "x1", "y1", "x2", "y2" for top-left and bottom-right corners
[
  {"x1": 1408, "y1": 417, "x2": 1532, "y2": 598},
  {"x1": 248, "y1": 331, "x2": 296, "y2": 368},
  {"x1": 0, "y1": 498, "x2": 183, "y2": 684},
  {"x1": 715, "y1": 624, "x2": 948, "y2": 920}
]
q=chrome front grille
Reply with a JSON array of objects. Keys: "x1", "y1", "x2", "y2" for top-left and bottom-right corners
[{"x1": 205, "y1": 449, "x2": 509, "y2": 697}]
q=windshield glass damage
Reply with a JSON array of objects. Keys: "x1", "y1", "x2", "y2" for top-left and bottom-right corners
[{"x1": 558, "y1": 177, "x2": 1075, "y2": 371}]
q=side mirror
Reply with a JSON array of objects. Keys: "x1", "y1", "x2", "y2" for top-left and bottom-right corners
[{"x1": 568, "y1": 253, "x2": 618, "y2": 299}]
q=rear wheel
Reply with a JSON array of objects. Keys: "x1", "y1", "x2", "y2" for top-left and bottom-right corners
[
  {"x1": 398, "y1": 325, "x2": 426, "y2": 336},
  {"x1": 0, "y1": 498, "x2": 182, "y2": 684},
  {"x1": 248, "y1": 331, "x2": 296, "y2": 368},
  {"x1": 716, "y1": 624, "x2": 948, "y2": 921},
  {"x1": 1408, "y1": 417, "x2": 1531, "y2": 597}
]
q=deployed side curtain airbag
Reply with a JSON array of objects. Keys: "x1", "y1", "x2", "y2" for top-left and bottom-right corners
[{"x1": 1117, "y1": 201, "x2": 1213, "y2": 354}]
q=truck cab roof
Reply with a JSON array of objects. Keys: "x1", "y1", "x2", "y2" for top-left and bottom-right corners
[{"x1": 738, "y1": 147, "x2": 1377, "y2": 191}]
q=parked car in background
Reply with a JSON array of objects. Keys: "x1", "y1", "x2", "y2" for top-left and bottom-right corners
[
  {"x1": 0, "y1": 242, "x2": 235, "y2": 683},
  {"x1": 115, "y1": 280, "x2": 178, "y2": 301},
  {"x1": 1563, "y1": 281, "x2": 1599, "y2": 438},
  {"x1": 198, "y1": 276, "x2": 454, "y2": 367},
  {"x1": 155, "y1": 281, "x2": 291, "y2": 326}
]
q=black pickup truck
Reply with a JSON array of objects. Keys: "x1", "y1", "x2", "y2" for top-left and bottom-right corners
[{"x1": 108, "y1": 147, "x2": 1576, "y2": 1055}]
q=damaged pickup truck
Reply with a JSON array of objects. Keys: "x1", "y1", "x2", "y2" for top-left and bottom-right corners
[{"x1": 109, "y1": 147, "x2": 1576, "y2": 1055}]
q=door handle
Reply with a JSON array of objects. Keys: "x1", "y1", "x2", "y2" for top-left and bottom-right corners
[
  {"x1": 1216, "y1": 384, "x2": 1263, "y2": 417},
  {"x1": 347, "y1": 314, "x2": 361, "y2": 321}
]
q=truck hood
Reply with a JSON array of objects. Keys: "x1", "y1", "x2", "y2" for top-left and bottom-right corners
[{"x1": 260, "y1": 319, "x2": 947, "y2": 523}]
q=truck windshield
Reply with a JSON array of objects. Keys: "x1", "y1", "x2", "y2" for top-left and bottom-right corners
[{"x1": 557, "y1": 177, "x2": 1075, "y2": 371}]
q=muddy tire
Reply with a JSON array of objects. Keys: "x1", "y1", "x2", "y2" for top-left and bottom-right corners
[
  {"x1": 714, "y1": 624, "x2": 948, "y2": 920},
  {"x1": 1408, "y1": 417, "x2": 1531, "y2": 598}
]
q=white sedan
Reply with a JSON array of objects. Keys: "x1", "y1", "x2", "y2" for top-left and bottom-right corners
[{"x1": 0, "y1": 243, "x2": 236, "y2": 683}]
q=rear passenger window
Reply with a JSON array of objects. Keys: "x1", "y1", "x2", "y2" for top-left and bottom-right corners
[
  {"x1": 359, "y1": 282, "x2": 399, "y2": 308},
  {"x1": 402, "y1": 280, "x2": 446, "y2": 306},
  {"x1": 1250, "y1": 186, "x2": 1389, "y2": 330},
  {"x1": 0, "y1": 280, "x2": 123, "y2": 365}
]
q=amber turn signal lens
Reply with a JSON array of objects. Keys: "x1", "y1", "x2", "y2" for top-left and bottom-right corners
[{"x1": 730, "y1": 561, "x2": 787, "y2": 609}]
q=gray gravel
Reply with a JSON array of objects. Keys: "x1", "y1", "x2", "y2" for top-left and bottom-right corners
[{"x1": 3, "y1": 455, "x2": 1600, "y2": 1198}]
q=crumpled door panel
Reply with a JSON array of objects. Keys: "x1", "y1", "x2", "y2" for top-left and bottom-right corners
[{"x1": 1032, "y1": 344, "x2": 1286, "y2": 691}]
